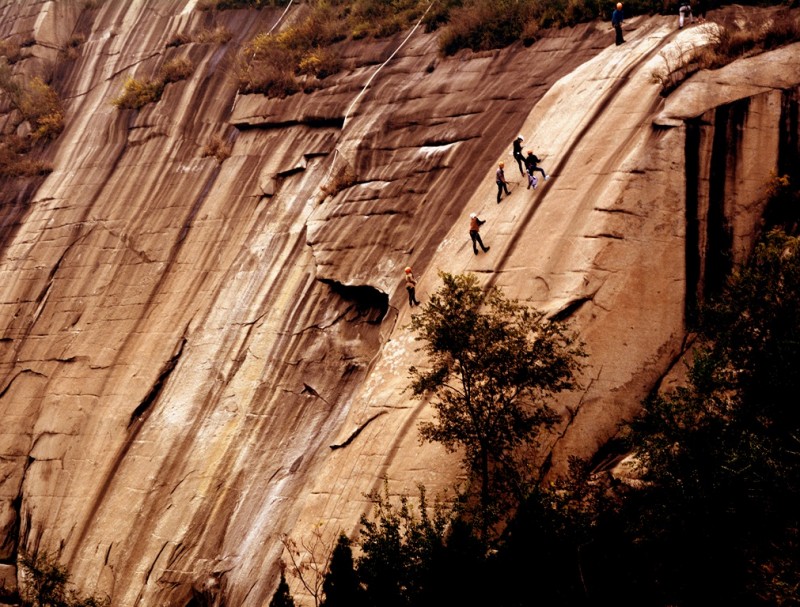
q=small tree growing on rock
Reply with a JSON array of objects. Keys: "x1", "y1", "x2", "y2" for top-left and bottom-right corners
[
  {"x1": 409, "y1": 272, "x2": 584, "y2": 539},
  {"x1": 410, "y1": 272, "x2": 583, "y2": 539}
]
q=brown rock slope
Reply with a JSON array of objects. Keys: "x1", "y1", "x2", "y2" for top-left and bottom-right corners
[{"x1": 0, "y1": 1, "x2": 798, "y2": 605}]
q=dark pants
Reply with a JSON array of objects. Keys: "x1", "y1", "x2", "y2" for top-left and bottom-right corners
[
  {"x1": 496, "y1": 180, "x2": 510, "y2": 203},
  {"x1": 528, "y1": 166, "x2": 546, "y2": 178},
  {"x1": 513, "y1": 152, "x2": 525, "y2": 175},
  {"x1": 407, "y1": 286, "x2": 419, "y2": 306},
  {"x1": 614, "y1": 23, "x2": 624, "y2": 45},
  {"x1": 470, "y1": 230, "x2": 487, "y2": 254}
]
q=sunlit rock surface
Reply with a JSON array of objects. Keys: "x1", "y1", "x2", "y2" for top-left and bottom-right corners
[{"x1": 0, "y1": 1, "x2": 798, "y2": 605}]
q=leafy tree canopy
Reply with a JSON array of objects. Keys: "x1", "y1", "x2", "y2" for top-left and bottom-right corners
[{"x1": 409, "y1": 272, "x2": 584, "y2": 536}]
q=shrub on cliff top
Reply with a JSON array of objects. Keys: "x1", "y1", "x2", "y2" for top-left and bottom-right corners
[
  {"x1": 235, "y1": 0, "x2": 434, "y2": 96},
  {"x1": 198, "y1": 0, "x2": 289, "y2": 9},
  {"x1": 653, "y1": 10, "x2": 800, "y2": 95},
  {"x1": 236, "y1": 3, "x2": 345, "y2": 96}
]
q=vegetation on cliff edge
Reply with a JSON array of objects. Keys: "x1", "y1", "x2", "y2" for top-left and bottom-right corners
[{"x1": 230, "y1": 1, "x2": 800, "y2": 97}]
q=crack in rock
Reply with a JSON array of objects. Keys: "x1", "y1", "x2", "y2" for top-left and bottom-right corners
[
  {"x1": 583, "y1": 232, "x2": 624, "y2": 240},
  {"x1": 548, "y1": 293, "x2": 597, "y2": 322},
  {"x1": 127, "y1": 335, "x2": 187, "y2": 428},
  {"x1": 593, "y1": 206, "x2": 644, "y2": 217},
  {"x1": 0, "y1": 369, "x2": 48, "y2": 400},
  {"x1": 234, "y1": 116, "x2": 345, "y2": 131},
  {"x1": 301, "y1": 383, "x2": 330, "y2": 406},
  {"x1": 330, "y1": 411, "x2": 387, "y2": 450}
]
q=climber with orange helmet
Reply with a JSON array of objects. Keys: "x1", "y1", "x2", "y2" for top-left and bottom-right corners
[
  {"x1": 404, "y1": 266, "x2": 421, "y2": 306},
  {"x1": 612, "y1": 2, "x2": 625, "y2": 45},
  {"x1": 469, "y1": 212, "x2": 490, "y2": 255},
  {"x1": 524, "y1": 150, "x2": 549, "y2": 189},
  {"x1": 496, "y1": 162, "x2": 511, "y2": 204}
]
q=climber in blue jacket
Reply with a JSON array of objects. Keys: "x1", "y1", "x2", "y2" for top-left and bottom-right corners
[{"x1": 612, "y1": 2, "x2": 625, "y2": 45}]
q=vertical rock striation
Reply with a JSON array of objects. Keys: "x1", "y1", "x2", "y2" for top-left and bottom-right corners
[{"x1": 0, "y1": 1, "x2": 798, "y2": 605}]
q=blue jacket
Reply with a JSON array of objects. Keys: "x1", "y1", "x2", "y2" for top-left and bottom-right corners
[{"x1": 612, "y1": 8, "x2": 624, "y2": 25}]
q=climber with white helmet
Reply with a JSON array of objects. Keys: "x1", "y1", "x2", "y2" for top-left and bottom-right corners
[
  {"x1": 512, "y1": 135, "x2": 526, "y2": 176},
  {"x1": 404, "y1": 266, "x2": 421, "y2": 306},
  {"x1": 678, "y1": 0, "x2": 695, "y2": 28},
  {"x1": 469, "y1": 212, "x2": 490, "y2": 255}
]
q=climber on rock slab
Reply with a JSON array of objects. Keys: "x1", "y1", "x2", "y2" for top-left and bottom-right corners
[
  {"x1": 496, "y1": 162, "x2": 511, "y2": 203},
  {"x1": 469, "y1": 212, "x2": 490, "y2": 255}
]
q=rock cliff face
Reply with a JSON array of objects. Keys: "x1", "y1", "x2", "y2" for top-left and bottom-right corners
[{"x1": 0, "y1": 1, "x2": 798, "y2": 605}]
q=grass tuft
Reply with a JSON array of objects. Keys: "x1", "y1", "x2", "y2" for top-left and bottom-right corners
[{"x1": 112, "y1": 57, "x2": 195, "y2": 110}]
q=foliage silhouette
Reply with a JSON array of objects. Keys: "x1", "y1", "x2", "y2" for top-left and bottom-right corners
[
  {"x1": 409, "y1": 272, "x2": 583, "y2": 539},
  {"x1": 18, "y1": 551, "x2": 109, "y2": 607},
  {"x1": 268, "y1": 571, "x2": 296, "y2": 607}
]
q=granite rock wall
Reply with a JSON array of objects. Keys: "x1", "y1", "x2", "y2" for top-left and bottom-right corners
[{"x1": 0, "y1": 2, "x2": 798, "y2": 605}]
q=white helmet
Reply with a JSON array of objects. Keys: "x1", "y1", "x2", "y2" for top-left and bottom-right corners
[
  {"x1": 518, "y1": 134, "x2": 524, "y2": 140},
  {"x1": 469, "y1": 213, "x2": 477, "y2": 218}
]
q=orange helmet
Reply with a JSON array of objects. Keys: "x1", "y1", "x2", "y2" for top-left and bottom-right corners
[
  {"x1": 405, "y1": 267, "x2": 412, "y2": 273},
  {"x1": 499, "y1": 162, "x2": 505, "y2": 168}
]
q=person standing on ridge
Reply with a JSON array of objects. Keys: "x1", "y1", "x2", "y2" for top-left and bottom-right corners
[
  {"x1": 612, "y1": 2, "x2": 625, "y2": 45},
  {"x1": 524, "y1": 150, "x2": 549, "y2": 189},
  {"x1": 469, "y1": 213, "x2": 490, "y2": 255},
  {"x1": 496, "y1": 162, "x2": 511, "y2": 203},
  {"x1": 512, "y1": 135, "x2": 525, "y2": 176},
  {"x1": 696, "y1": 0, "x2": 706, "y2": 22},
  {"x1": 404, "y1": 266, "x2": 420, "y2": 306},
  {"x1": 679, "y1": 0, "x2": 694, "y2": 28}
]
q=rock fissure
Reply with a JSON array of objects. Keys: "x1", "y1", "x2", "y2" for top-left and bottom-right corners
[
  {"x1": 0, "y1": 368, "x2": 47, "y2": 400},
  {"x1": 144, "y1": 541, "x2": 171, "y2": 586},
  {"x1": 329, "y1": 411, "x2": 387, "y2": 450},
  {"x1": 300, "y1": 383, "x2": 330, "y2": 406},
  {"x1": 105, "y1": 50, "x2": 163, "y2": 83},
  {"x1": 127, "y1": 335, "x2": 187, "y2": 428},
  {"x1": 233, "y1": 116, "x2": 345, "y2": 131},
  {"x1": 99, "y1": 225, "x2": 156, "y2": 263},
  {"x1": 549, "y1": 293, "x2": 598, "y2": 322},
  {"x1": 547, "y1": 367, "x2": 603, "y2": 457},
  {"x1": 584, "y1": 232, "x2": 624, "y2": 240},
  {"x1": 128, "y1": 131, "x2": 167, "y2": 147},
  {"x1": 593, "y1": 206, "x2": 643, "y2": 216}
]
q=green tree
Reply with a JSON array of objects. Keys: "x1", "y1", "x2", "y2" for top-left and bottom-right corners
[
  {"x1": 409, "y1": 272, "x2": 584, "y2": 539},
  {"x1": 268, "y1": 571, "x2": 295, "y2": 607},
  {"x1": 320, "y1": 534, "x2": 362, "y2": 607},
  {"x1": 356, "y1": 481, "x2": 451, "y2": 607},
  {"x1": 620, "y1": 228, "x2": 800, "y2": 604}
]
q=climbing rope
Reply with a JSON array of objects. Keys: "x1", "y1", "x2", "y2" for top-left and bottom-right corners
[
  {"x1": 342, "y1": 1, "x2": 434, "y2": 130},
  {"x1": 319, "y1": 1, "x2": 435, "y2": 194}
]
